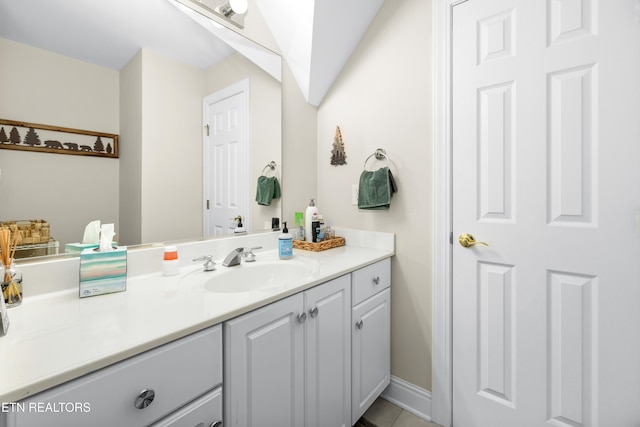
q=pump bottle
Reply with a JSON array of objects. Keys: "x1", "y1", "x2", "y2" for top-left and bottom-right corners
[
  {"x1": 304, "y1": 199, "x2": 318, "y2": 242},
  {"x1": 279, "y1": 222, "x2": 293, "y2": 260}
]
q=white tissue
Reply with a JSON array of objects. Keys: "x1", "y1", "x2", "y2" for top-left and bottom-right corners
[
  {"x1": 99, "y1": 223, "x2": 115, "y2": 252},
  {"x1": 82, "y1": 220, "x2": 101, "y2": 244}
]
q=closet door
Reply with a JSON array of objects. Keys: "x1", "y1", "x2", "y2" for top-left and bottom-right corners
[{"x1": 452, "y1": 0, "x2": 640, "y2": 425}]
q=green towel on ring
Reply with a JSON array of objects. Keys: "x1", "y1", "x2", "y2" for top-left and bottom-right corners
[
  {"x1": 357, "y1": 167, "x2": 397, "y2": 210},
  {"x1": 255, "y1": 175, "x2": 281, "y2": 206}
]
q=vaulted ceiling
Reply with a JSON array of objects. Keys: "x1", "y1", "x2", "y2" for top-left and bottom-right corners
[
  {"x1": 255, "y1": 0, "x2": 384, "y2": 106},
  {"x1": 0, "y1": 0, "x2": 236, "y2": 70}
]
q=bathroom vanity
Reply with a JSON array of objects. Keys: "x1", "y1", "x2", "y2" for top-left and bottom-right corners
[{"x1": 0, "y1": 229, "x2": 393, "y2": 427}]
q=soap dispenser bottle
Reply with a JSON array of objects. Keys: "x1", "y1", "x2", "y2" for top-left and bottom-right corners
[
  {"x1": 304, "y1": 199, "x2": 318, "y2": 242},
  {"x1": 232, "y1": 215, "x2": 246, "y2": 234},
  {"x1": 279, "y1": 222, "x2": 293, "y2": 260}
]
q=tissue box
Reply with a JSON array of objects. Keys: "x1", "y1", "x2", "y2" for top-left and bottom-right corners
[
  {"x1": 66, "y1": 242, "x2": 117, "y2": 254},
  {"x1": 79, "y1": 246, "x2": 127, "y2": 298}
]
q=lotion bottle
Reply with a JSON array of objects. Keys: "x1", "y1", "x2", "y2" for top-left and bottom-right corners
[
  {"x1": 304, "y1": 199, "x2": 318, "y2": 242},
  {"x1": 162, "y1": 246, "x2": 179, "y2": 276},
  {"x1": 279, "y1": 222, "x2": 293, "y2": 260}
]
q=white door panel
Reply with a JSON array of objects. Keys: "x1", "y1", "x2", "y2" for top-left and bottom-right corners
[
  {"x1": 203, "y1": 80, "x2": 249, "y2": 237},
  {"x1": 452, "y1": 1, "x2": 640, "y2": 426}
]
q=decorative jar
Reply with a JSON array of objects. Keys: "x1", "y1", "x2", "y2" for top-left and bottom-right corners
[{"x1": 1, "y1": 261, "x2": 22, "y2": 308}]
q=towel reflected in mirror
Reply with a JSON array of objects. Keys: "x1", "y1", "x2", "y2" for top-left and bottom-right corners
[{"x1": 255, "y1": 175, "x2": 282, "y2": 206}]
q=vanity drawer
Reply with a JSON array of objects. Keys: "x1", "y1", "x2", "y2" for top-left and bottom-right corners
[
  {"x1": 150, "y1": 386, "x2": 222, "y2": 427},
  {"x1": 351, "y1": 258, "x2": 391, "y2": 306},
  {"x1": 8, "y1": 325, "x2": 222, "y2": 427}
]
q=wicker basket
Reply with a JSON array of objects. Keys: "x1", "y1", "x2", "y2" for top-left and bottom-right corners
[
  {"x1": 0, "y1": 220, "x2": 51, "y2": 245},
  {"x1": 293, "y1": 237, "x2": 345, "y2": 252}
]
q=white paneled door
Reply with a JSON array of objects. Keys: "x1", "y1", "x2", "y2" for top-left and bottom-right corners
[
  {"x1": 452, "y1": 1, "x2": 640, "y2": 426},
  {"x1": 203, "y1": 80, "x2": 249, "y2": 237}
]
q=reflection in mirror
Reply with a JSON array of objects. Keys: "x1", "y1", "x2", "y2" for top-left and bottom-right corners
[{"x1": 0, "y1": 0, "x2": 282, "y2": 258}]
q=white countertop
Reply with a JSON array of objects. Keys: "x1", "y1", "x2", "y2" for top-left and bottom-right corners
[{"x1": 0, "y1": 237, "x2": 393, "y2": 402}]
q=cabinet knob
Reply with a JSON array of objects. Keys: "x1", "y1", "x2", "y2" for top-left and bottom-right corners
[
  {"x1": 373, "y1": 276, "x2": 380, "y2": 285},
  {"x1": 134, "y1": 388, "x2": 155, "y2": 409},
  {"x1": 356, "y1": 320, "x2": 364, "y2": 330},
  {"x1": 209, "y1": 422, "x2": 223, "y2": 427},
  {"x1": 297, "y1": 312, "x2": 307, "y2": 323},
  {"x1": 309, "y1": 306, "x2": 319, "y2": 318}
]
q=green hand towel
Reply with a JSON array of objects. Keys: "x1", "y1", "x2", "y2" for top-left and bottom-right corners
[
  {"x1": 255, "y1": 175, "x2": 281, "y2": 206},
  {"x1": 357, "y1": 167, "x2": 397, "y2": 210}
]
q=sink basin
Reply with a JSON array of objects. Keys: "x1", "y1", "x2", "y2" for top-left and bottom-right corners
[{"x1": 179, "y1": 259, "x2": 317, "y2": 293}]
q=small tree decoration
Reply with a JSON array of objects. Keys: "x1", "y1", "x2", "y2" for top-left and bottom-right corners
[
  {"x1": 9, "y1": 128, "x2": 20, "y2": 145},
  {"x1": 93, "y1": 136, "x2": 105, "y2": 152},
  {"x1": 0, "y1": 127, "x2": 8, "y2": 144},
  {"x1": 330, "y1": 125, "x2": 347, "y2": 166},
  {"x1": 24, "y1": 127, "x2": 42, "y2": 147}
]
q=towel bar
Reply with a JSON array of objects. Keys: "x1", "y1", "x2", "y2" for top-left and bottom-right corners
[
  {"x1": 363, "y1": 149, "x2": 390, "y2": 170},
  {"x1": 261, "y1": 161, "x2": 278, "y2": 176}
]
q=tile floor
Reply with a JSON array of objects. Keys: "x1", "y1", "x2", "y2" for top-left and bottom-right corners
[{"x1": 356, "y1": 397, "x2": 443, "y2": 427}]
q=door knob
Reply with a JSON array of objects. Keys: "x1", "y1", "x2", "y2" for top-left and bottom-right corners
[{"x1": 458, "y1": 233, "x2": 488, "y2": 248}]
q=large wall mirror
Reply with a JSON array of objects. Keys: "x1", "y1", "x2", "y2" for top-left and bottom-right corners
[{"x1": 0, "y1": 0, "x2": 282, "y2": 258}]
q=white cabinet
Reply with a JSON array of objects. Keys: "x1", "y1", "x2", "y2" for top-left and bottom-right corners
[
  {"x1": 304, "y1": 275, "x2": 352, "y2": 427},
  {"x1": 351, "y1": 259, "x2": 391, "y2": 424},
  {"x1": 4, "y1": 255, "x2": 392, "y2": 427},
  {"x1": 224, "y1": 274, "x2": 351, "y2": 427},
  {"x1": 224, "y1": 292, "x2": 305, "y2": 427},
  {"x1": 6, "y1": 326, "x2": 223, "y2": 427}
]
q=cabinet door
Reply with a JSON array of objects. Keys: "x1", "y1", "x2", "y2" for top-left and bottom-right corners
[
  {"x1": 352, "y1": 288, "x2": 391, "y2": 424},
  {"x1": 304, "y1": 275, "x2": 351, "y2": 427},
  {"x1": 224, "y1": 293, "x2": 304, "y2": 427}
]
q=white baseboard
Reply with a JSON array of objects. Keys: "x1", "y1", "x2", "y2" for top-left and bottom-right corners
[{"x1": 380, "y1": 376, "x2": 432, "y2": 421}]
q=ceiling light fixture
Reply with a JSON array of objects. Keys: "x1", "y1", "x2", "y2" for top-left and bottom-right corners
[
  {"x1": 179, "y1": 0, "x2": 247, "y2": 29},
  {"x1": 221, "y1": 0, "x2": 248, "y2": 17}
]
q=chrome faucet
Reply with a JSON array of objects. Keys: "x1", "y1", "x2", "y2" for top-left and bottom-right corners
[
  {"x1": 193, "y1": 255, "x2": 216, "y2": 272},
  {"x1": 222, "y1": 247, "x2": 262, "y2": 267},
  {"x1": 242, "y1": 246, "x2": 262, "y2": 262}
]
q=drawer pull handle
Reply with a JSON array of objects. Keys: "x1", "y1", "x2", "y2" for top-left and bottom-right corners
[
  {"x1": 210, "y1": 422, "x2": 223, "y2": 427},
  {"x1": 373, "y1": 276, "x2": 380, "y2": 285},
  {"x1": 297, "y1": 312, "x2": 307, "y2": 324},
  {"x1": 356, "y1": 320, "x2": 364, "y2": 330},
  {"x1": 309, "y1": 306, "x2": 319, "y2": 318},
  {"x1": 134, "y1": 388, "x2": 155, "y2": 409}
]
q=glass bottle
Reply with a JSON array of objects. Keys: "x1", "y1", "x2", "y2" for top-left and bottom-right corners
[{"x1": 1, "y1": 261, "x2": 22, "y2": 308}]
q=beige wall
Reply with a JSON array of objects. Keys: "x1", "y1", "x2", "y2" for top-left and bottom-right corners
[
  {"x1": 119, "y1": 49, "x2": 204, "y2": 245},
  {"x1": 316, "y1": 0, "x2": 434, "y2": 391},
  {"x1": 118, "y1": 51, "x2": 143, "y2": 246},
  {"x1": 205, "y1": 52, "x2": 282, "y2": 232},
  {"x1": 281, "y1": 61, "x2": 319, "y2": 227},
  {"x1": 244, "y1": 0, "x2": 434, "y2": 392},
  {"x1": 0, "y1": 38, "x2": 120, "y2": 249},
  {"x1": 138, "y1": 49, "x2": 206, "y2": 244}
]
